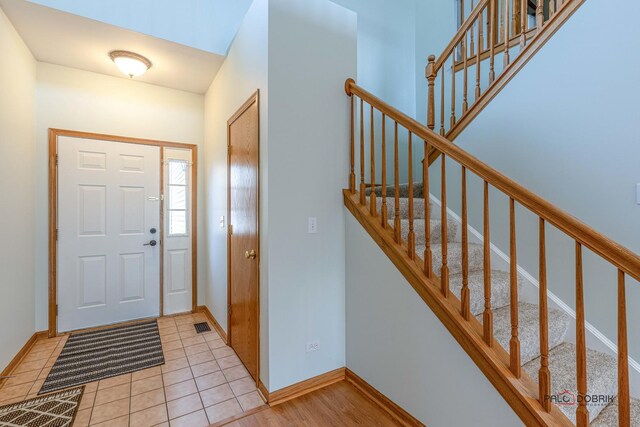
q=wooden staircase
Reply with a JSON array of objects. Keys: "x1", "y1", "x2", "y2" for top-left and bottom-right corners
[
  {"x1": 425, "y1": 0, "x2": 585, "y2": 164},
  {"x1": 343, "y1": 79, "x2": 640, "y2": 426}
]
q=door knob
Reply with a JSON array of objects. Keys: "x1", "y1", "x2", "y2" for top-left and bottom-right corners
[
  {"x1": 244, "y1": 249, "x2": 257, "y2": 259},
  {"x1": 144, "y1": 240, "x2": 157, "y2": 247}
]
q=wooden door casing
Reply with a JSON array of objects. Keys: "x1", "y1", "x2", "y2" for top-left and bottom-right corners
[{"x1": 227, "y1": 92, "x2": 260, "y2": 381}]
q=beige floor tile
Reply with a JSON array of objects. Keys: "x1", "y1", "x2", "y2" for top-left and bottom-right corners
[
  {"x1": 164, "y1": 379, "x2": 198, "y2": 402},
  {"x1": 222, "y1": 365, "x2": 250, "y2": 382},
  {"x1": 205, "y1": 398, "x2": 243, "y2": 424},
  {"x1": 162, "y1": 368, "x2": 192, "y2": 387},
  {"x1": 181, "y1": 336, "x2": 204, "y2": 347},
  {"x1": 0, "y1": 382, "x2": 31, "y2": 401},
  {"x1": 73, "y1": 408, "x2": 92, "y2": 427},
  {"x1": 174, "y1": 317, "x2": 195, "y2": 327},
  {"x1": 237, "y1": 391, "x2": 265, "y2": 411},
  {"x1": 202, "y1": 332, "x2": 220, "y2": 342},
  {"x1": 98, "y1": 373, "x2": 131, "y2": 391},
  {"x1": 169, "y1": 409, "x2": 209, "y2": 427},
  {"x1": 14, "y1": 359, "x2": 47, "y2": 374},
  {"x1": 130, "y1": 403, "x2": 168, "y2": 427},
  {"x1": 187, "y1": 351, "x2": 214, "y2": 366},
  {"x1": 178, "y1": 330, "x2": 198, "y2": 339},
  {"x1": 162, "y1": 340, "x2": 184, "y2": 352},
  {"x1": 84, "y1": 382, "x2": 99, "y2": 394},
  {"x1": 161, "y1": 357, "x2": 189, "y2": 374},
  {"x1": 131, "y1": 375, "x2": 164, "y2": 396},
  {"x1": 92, "y1": 414, "x2": 129, "y2": 427},
  {"x1": 78, "y1": 391, "x2": 96, "y2": 411},
  {"x1": 2, "y1": 369, "x2": 40, "y2": 388},
  {"x1": 28, "y1": 379, "x2": 44, "y2": 394},
  {"x1": 132, "y1": 366, "x2": 162, "y2": 382},
  {"x1": 207, "y1": 339, "x2": 226, "y2": 350},
  {"x1": 89, "y1": 397, "x2": 129, "y2": 425},
  {"x1": 212, "y1": 346, "x2": 235, "y2": 360},
  {"x1": 184, "y1": 343, "x2": 209, "y2": 356},
  {"x1": 216, "y1": 355, "x2": 242, "y2": 370},
  {"x1": 94, "y1": 382, "x2": 130, "y2": 406},
  {"x1": 228, "y1": 377, "x2": 257, "y2": 397},
  {"x1": 200, "y1": 383, "x2": 235, "y2": 408},
  {"x1": 22, "y1": 349, "x2": 54, "y2": 363},
  {"x1": 37, "y1": 366, "x2": 52, "y2": 380},
  {"x1": 161, "y1": 333, "x2": 181, "y2": 343},
  {"x1": 164, "y1": 348, "x2": 186, "y2": 361},
  {"x1": 191, "y1": 360, "x2": 220, "y2": 378},
  {"x1": 159, "y1": 326, "x2": 178, "y2": 336},
  {"x1": 177, "y1": 324, "x2": 195, "y2": 333},
  {"x1": 130, "y1": 388, "x2": 166, "y2": 413},
  {"x1": 194, "y1": 371, "x2": 226, "y2": 392},
  {"x1": 166, "y1": 393, "x2": 203, "y2": 419},
  {"x1": 0, "y1": 395, "x2": 29, "y2": 406}
]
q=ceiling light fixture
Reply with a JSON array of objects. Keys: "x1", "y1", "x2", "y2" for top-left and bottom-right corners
[{"x1": 109, "y1": 50, "x2": 152, "y2": 78}]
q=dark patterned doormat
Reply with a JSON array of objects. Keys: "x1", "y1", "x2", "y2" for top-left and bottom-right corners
[
  {"x1": 40, "y1": 320, "x2": 164, "y2": 394},
  {"x1": 0, "y1": 386, "x2": 84, "y2": 426}
]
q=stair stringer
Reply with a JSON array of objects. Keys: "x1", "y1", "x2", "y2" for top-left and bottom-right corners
[
  {"x1": 344, "y1": 189, "x2": 573, "y2": 426},
  {"x1": 429, "y1": 193, "x2": 640, "y2": 399}
]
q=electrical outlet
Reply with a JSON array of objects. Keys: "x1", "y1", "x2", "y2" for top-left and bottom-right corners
[
  {"x1": 308, "y1": 217, "x2": 318, "y2": 234},
  {"x1": 306, "y1": 340, "x2": 320, "y2": 353},
  {"x1": 219, "y1": 216, "x2": 225, "y2": 228}
]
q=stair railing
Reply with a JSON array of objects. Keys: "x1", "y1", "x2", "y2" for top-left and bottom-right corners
[
  {"x1": 345, "y1": 78, "x2": 639, "y2": 426},
  {"x1": 426, "y1": 0, "x2": 583, "y2": 160}
]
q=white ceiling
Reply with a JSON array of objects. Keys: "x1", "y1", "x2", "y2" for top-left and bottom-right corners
[{"x1": 0, "y1": 0, "x2": 227, "y2": 94}]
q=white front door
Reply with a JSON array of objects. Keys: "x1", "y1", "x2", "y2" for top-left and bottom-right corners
[{"x1": 57, "y1": 137, "x2": 161, "y2": 332}]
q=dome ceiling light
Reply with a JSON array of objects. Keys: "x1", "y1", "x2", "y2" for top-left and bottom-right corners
[{"x1": 109, "y1": 50, "x2": 152, "y2": 78}]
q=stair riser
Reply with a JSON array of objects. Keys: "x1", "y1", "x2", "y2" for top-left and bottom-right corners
[
  {"x1": 376, "y1": 197, "x2": 430, "y2": 220},
  {"x1": 430, "y1": 243, "x2": 484, "y2": 277}
]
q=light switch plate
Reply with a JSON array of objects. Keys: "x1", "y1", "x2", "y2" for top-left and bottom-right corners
[{"x1": 219, "y1": 216, "x2": 225, "y2": 228}]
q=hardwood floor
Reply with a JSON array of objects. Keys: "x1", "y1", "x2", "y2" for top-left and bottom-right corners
[{"x1": 221, "y1": 381, "x2": 403, "y2": 426}]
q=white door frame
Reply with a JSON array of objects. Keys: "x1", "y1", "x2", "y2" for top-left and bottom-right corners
[{"x1": 48, "y1": 129, "x2": 198, "y2": 337}]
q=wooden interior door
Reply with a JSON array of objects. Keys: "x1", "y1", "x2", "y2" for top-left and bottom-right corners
[{"x1": 228, "y1": 92, "x2": 259, "y2": 380}]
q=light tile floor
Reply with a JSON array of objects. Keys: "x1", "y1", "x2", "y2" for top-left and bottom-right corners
[{"x1": 0, "y1": 313, "x2": 266, "y2": 427}]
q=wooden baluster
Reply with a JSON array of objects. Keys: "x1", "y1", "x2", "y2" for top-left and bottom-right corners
[
  {"x1": 394, "y1": 122, "x2": 401, "y2": 243},
  {"x1": 489, "y1": 0, "x2": 496, "y2": 83},
  {"x1": 370, "y1": 106, "x2": 377, "y2": 216},
  {"x1": 349, "y1": 94, "x2": 355, "y2": 193},
  {"x1": 408, "y1": 132, "x2": 415, "y2": 259},
  {"x1": 509, "y1": 198, "x2": 521, "y2": 377},
  {"x1": 440, "y1": 69, "x2": 446, "y2": 136},
  {"x1": 463, "y1": 33, "x2": 469, "y2": 113},
  {"x1": 511, "y1": 0, "x2": 517, "y2": 36},
  {"x1": 426, "y1": 55, "x2": 436, "y2": 131},
  {"x1": 424, "y1": 141, "x2": 432, "y2": 278},
  {"x1": 461, "y1": 166, "x2": 470, "y2": 320},
  {"x1": 470, "y1": 0, "x2": 476, "y2": 55},
  {"x1": 381, "y1": 114, "x2": 388, "y2": 228},
  {"x1": 536, "y1": 0, "x2": 544, "y2": 30},
  {"x1": 478, "y1": 6, "x2": 485, "y2": 53},
  {"x1": 519, "y1": 0, "x2": 527, "y2": 47},
  {"x1": 504, "y1": 0, "x2": 511, "y2": 67},
  {"x1": 538, "y1": 218, "x2": 551, "y2": 412},
  {"x1": 359, "y1": 99, "x2": 366, "y2": 205},
  {"x1": 450, "y1": 53, "x2": 456, "y2": 128},
  {"x1": 619, "y1": 269, "x2": 631, "y2": 427},
  {"x1": 441, "y1": 154, "x2": 449, "y2": 297},
  {"x1": 475, "y1": 11, "x2": 482, "y2": 100},
  {"x1": 575, "y1": 242, "x2": 589, "y2": 426},
  {"x1": 549, "y1": 0, "x2": 555, "y2": 17},
  {"x1": 499, "y1": 0, "x2": 505, "y2": 43},
  {"x1": 483, "y1": 181, "x2": 493, "y2": 346}
]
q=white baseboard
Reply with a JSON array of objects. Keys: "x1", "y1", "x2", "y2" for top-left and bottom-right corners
[{"x1": 429, "y1": 194, "x2": 640, "y2": 398}]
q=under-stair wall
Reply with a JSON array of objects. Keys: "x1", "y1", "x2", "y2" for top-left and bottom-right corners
[
  {"x1": 437, "y1": 0, "x2": 640, "y2": 368},
  {"x1": 345, "y1": 213, "x2": 523, "y2": 427}
]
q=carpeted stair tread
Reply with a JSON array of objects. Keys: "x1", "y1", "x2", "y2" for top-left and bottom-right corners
[
  {"x1": 376, "y1": 197, "x2": 431, "y2": 220},
  {"x1": 449, "y1": 270, "x2": 520, "y2": 316},
  {"x1": 479, "y1": 302, "x2": 570, "y2": 365},
  {"x1": 392, "y1": 218, "x2": 458, "y2": 244},
  {"x1": 523, "y1": 343, "x2": 618, "y2": 423},
  {"x1": 369, "y1": 182, "x2": 426, "y2": 198},
  {"x1": 592, "y1": 396, "x2": 640, "y2": 427},
  {"x1": 420, "y1": 242, "x2": 485, "y2": 277}
]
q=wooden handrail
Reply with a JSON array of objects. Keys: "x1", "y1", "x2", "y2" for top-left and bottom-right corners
[{"x1": 345, "y1": 79, "x2": 640, "y2": 282}]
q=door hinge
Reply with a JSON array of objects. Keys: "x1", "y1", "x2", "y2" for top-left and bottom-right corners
[
  {"x1": 228, "y1": 225, "x2": 233, "y2": 236},
  {"x1": 55, "y1": 304, "x2": 58, "y2": 316},
  {"x1": 228, "y1": 304, "x2": 232, "y2": 315},
  {"x1": 55, "y1": 229, "x2": 58, "y2": 241},
  {"x1": 55, "y1": 155, "x2": 59, "y2": 166}
]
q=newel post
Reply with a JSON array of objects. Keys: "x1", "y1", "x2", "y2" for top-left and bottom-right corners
[
  {"x1": 426, "y1": 55, "x2": 436, "y2": 131},
  {"x1": 345, "y1": 78, "x2": 356, "y2": 193}
]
